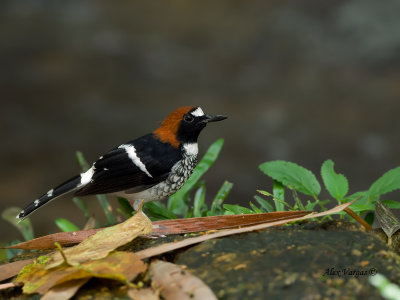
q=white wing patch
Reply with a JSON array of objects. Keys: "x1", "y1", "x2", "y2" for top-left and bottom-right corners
[
  {"x1": 80, "y1": 167, "x2": 94, "y2": 186},
  {"x1": 191, "y1": 107, "x2": 205, "y2": 117},
  {"x1": 119, "y1": 144, "x2": 153, "y2": 178},
  {"x1": 46, "y1": 189, "x2": 54, "y2": 197},
  {"x1": 183, "y1": 143, "x2": 198, "y2": 156}
]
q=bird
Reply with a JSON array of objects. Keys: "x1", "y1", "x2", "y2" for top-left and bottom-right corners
[{"x1": 16, "y1": 106, "x2": 227, "y2": 221}]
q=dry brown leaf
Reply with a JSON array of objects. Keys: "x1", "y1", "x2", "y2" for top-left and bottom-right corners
[
  {"x1": 0, "y1": 258, "x2": 35, "y2": 282},
  {"x1": 0, "y1": 282, "x2": 21, "y2": 291},
  {"x1": 128, "y1": 287, "x2": 160, "y2": 300},
  {"x1": 150, "y1": 260, "x2": 217, "y2": 300},
  {"x1": 7, "y1": 229, "x2": 100, "y2": 250},
  {"x1": 41, "y1": 278, "x2": 89, "y2": 300},
  {"x1": 136, "y1": 201, "x2": 354, "y2": 260},
  {"x1": 16, "y1": 251, "x2": 146, "y2": 295},
  {"x1": 46, "y1": 208, "x2": 152, "y2": 269},
  {"x1": 8, "y1": 210, "x2": 310, "y2": 250}
]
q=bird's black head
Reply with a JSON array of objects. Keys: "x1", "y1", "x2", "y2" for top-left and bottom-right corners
[
  {"x1": 177, "y1": 107, "x2": 227, "y2": 143},
  {"x1": 154, "y1": 106, "x2": 227, "y2": 147}
]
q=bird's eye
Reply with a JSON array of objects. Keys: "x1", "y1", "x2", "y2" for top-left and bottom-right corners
[{"x1": 184, "y1": 114, "x2": 194, "y2": 123}]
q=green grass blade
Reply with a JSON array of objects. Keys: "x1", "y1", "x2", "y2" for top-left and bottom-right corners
[
  {"x1": 54, "y1": 218, "x2": 80, "y2": 232},
  {"x1": 223, "y1": 204, "x2": 254, "y2": 214},
  {"x1": 193, "y1": 186, "x2": 206, "y2": 218},
  {"x1": 96, "y1": 194, "x2": 117, "y2": 225},
  {"x1": 118, "y1": 197, "x2": 134, "y2": 217},
  {"x1": 75, "y1": 151, "x2": 90, "y2": 171},
  {"x1": 272, "y1": 180, "x2": 285, "y2": 211},
  {"x1": 211, "y1": 181, "x2": 233, "y2": 215},
  {"x1": 2, "y1": 207, "x2": 34, "y2": 241},
  {"x1": 249, "y1": 201, "x2": 263, "y2": 213},
  {"x1": 168, "y1": 139, "x2": 224, "y2": 214},
  {"x1": 253, "y1": 195, "x2": 275, "y2": 212},
  {"x1": 72, "y1": 197, "x2": 90, "y2": 219},
  {"x1": 145, "y1": 201, "x2": 178, "y2": 220}
]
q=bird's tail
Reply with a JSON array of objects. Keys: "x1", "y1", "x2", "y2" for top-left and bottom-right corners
[{"x1": 16, "y1": 175, "x2": 82, "y2": 221}]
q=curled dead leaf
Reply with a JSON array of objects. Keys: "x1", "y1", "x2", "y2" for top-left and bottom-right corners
[
  {"x1": 150, "y1": 260, "x2": 217, "y2": 300},
  {"x1": 46, "y1": 207, "x2": 152, "y2": 269},
  {"x1": 15, "y1": 251, "x2": 147, "y2": 295}
]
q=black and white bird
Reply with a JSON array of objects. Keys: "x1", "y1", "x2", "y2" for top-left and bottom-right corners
[{"x1": 17, "y1": 106, "x2": 227, "y2": 221}]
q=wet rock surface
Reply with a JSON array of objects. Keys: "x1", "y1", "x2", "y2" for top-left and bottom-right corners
[
  {"x1": 2, "y1": 220, "x2": 400, "y2": 299},
  {"x1": 174, "y1": 221, "x2": 400, "y2": 300}
]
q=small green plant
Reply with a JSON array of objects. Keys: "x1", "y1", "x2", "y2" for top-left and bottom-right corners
[
  {"x1": 1, "y1": 207, "x2": 35, "y2": 260},
  {"x1": 257, "y1": 159, "x2": 400, "y2": 224}
]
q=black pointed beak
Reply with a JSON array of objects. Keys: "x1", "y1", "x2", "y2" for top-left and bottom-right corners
[{"x1": 203, "y1": 114, "x2": 228, "y2": 123}]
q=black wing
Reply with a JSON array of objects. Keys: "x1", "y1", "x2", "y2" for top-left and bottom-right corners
[{"x1": 75, "y1": 134, "x2": 182, "y2": 196}]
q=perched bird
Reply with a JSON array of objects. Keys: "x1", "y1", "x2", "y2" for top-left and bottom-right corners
[{"x1": 17, "y1": 106, "x2": 227, "y2": 221}]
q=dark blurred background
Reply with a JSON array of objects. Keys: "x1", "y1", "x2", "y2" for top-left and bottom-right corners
[{"x1": 1, "y1": 0, "x2": 400, "y2": 242}]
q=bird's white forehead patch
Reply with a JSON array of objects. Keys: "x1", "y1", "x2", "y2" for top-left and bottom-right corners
[
  {"x1": 191, "y1": 107, "x2": 205, "y2": 117},
  {"x1": 184, "y1": 143, "x2": 198, "y2": 156},
  {"x1": 119, "y1": 144, "x2": 153, "y2": 178}
]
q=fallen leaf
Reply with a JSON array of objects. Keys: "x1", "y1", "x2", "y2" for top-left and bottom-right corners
[
  {"x1": 375, "y1": 200, "x2": 400, "y2": 238},
  {"x1": 136, "y1": 201, "x2": 354, "y2": 259},
  {"x1": 6, "y1": 229, "x2": 99, "y2": 250},
  {"x1": 0, "y1": 258, "x2": 35, "y2": 282},
  {"x1": 128, "y1": 287, "x2": 160, "y2": 300},
  {"x1": 0, "y1": 282, "x2": 21, "y2": 291},
  {"x1": 7, "y1": 211, "x2": 310, "y2": 250},
  {"x1": 16, "y1": 251, "x2": 146, "y2": 295},
  {"x1": 360, "y1": 260, "x2": 369, "y2": 267},
  {"x1": 46, "y1": 207, "x2": 152, "y2": 269},
  {"x1": 150, "y1": 260, "x2": 217, "y2": 300},
  {"x1": 41, "y1": 278, "x2": 89, "y2": 300}
]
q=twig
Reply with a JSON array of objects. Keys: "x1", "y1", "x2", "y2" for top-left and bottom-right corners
[{"x1": 344, "y1": 207, "x2": 373, "y2": 230}]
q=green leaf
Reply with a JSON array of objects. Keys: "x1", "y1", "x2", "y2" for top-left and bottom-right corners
[
  {"x1": 210, "y1": 181, "x2": 233, "y2": 215},
  {"x1": 96, "y1": 194, "x2": 117, "y2": 225},
  {"x1": 257, "y1": 190, "x2": 293, "y2": 210},
  {"x1": 54, "y1": 218, "x2": 80, "y2": 232},
  {"x1": 4, "y1": 240, "x2": 24, "y2": 260},
  {"x1": 321, "y1": 159, "x2": 349, "y2": 201},
  {"x1": 223, "y1": 204, "x2": 254, "y2": 215},
  {"x1": 259, "y1": 161, "x2": 321, "y2": 197},
  {"x1": 2, "y1": 207, "x2": 34, "y2": 241},
  {"x1": 273, "y1": 180, "x2": 285, "y2": 211},
  {"x1": 75, "y1": 151, "x2": 90, "y2": 172},
  {"x1": 253, "y1": 195, "x2": 275, "y2": 212},
  {"x1": 382, "y1": 200, "x2": 400, "y2": 209},
  {"x1": 117, "y1": 197, "x2": 134, "y2": 218},
  {"x1": 168, "y1": 139, "x2": 224, "y2": 214},
  {"x1": 369, "y1": 166, "x2": 400, "y2": 199},
  {"x1": 72, "y1": 197, "x2": 90, "y2": 219},
  {"x1": 364, "y1": 212, "x2": 374, "y2": 225},
  {"x1": 249, "y1": 202, "x2": 263, "y2": 213},
  {"x1": 305, "y1": 200, "x2": 319, "y2": 211},
  {"x1": 193, "y1": 186, "x2": 206, "y2": 218},
  {"x1": 145, "y1": 201, "x2": 177, "y2": 220}
]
